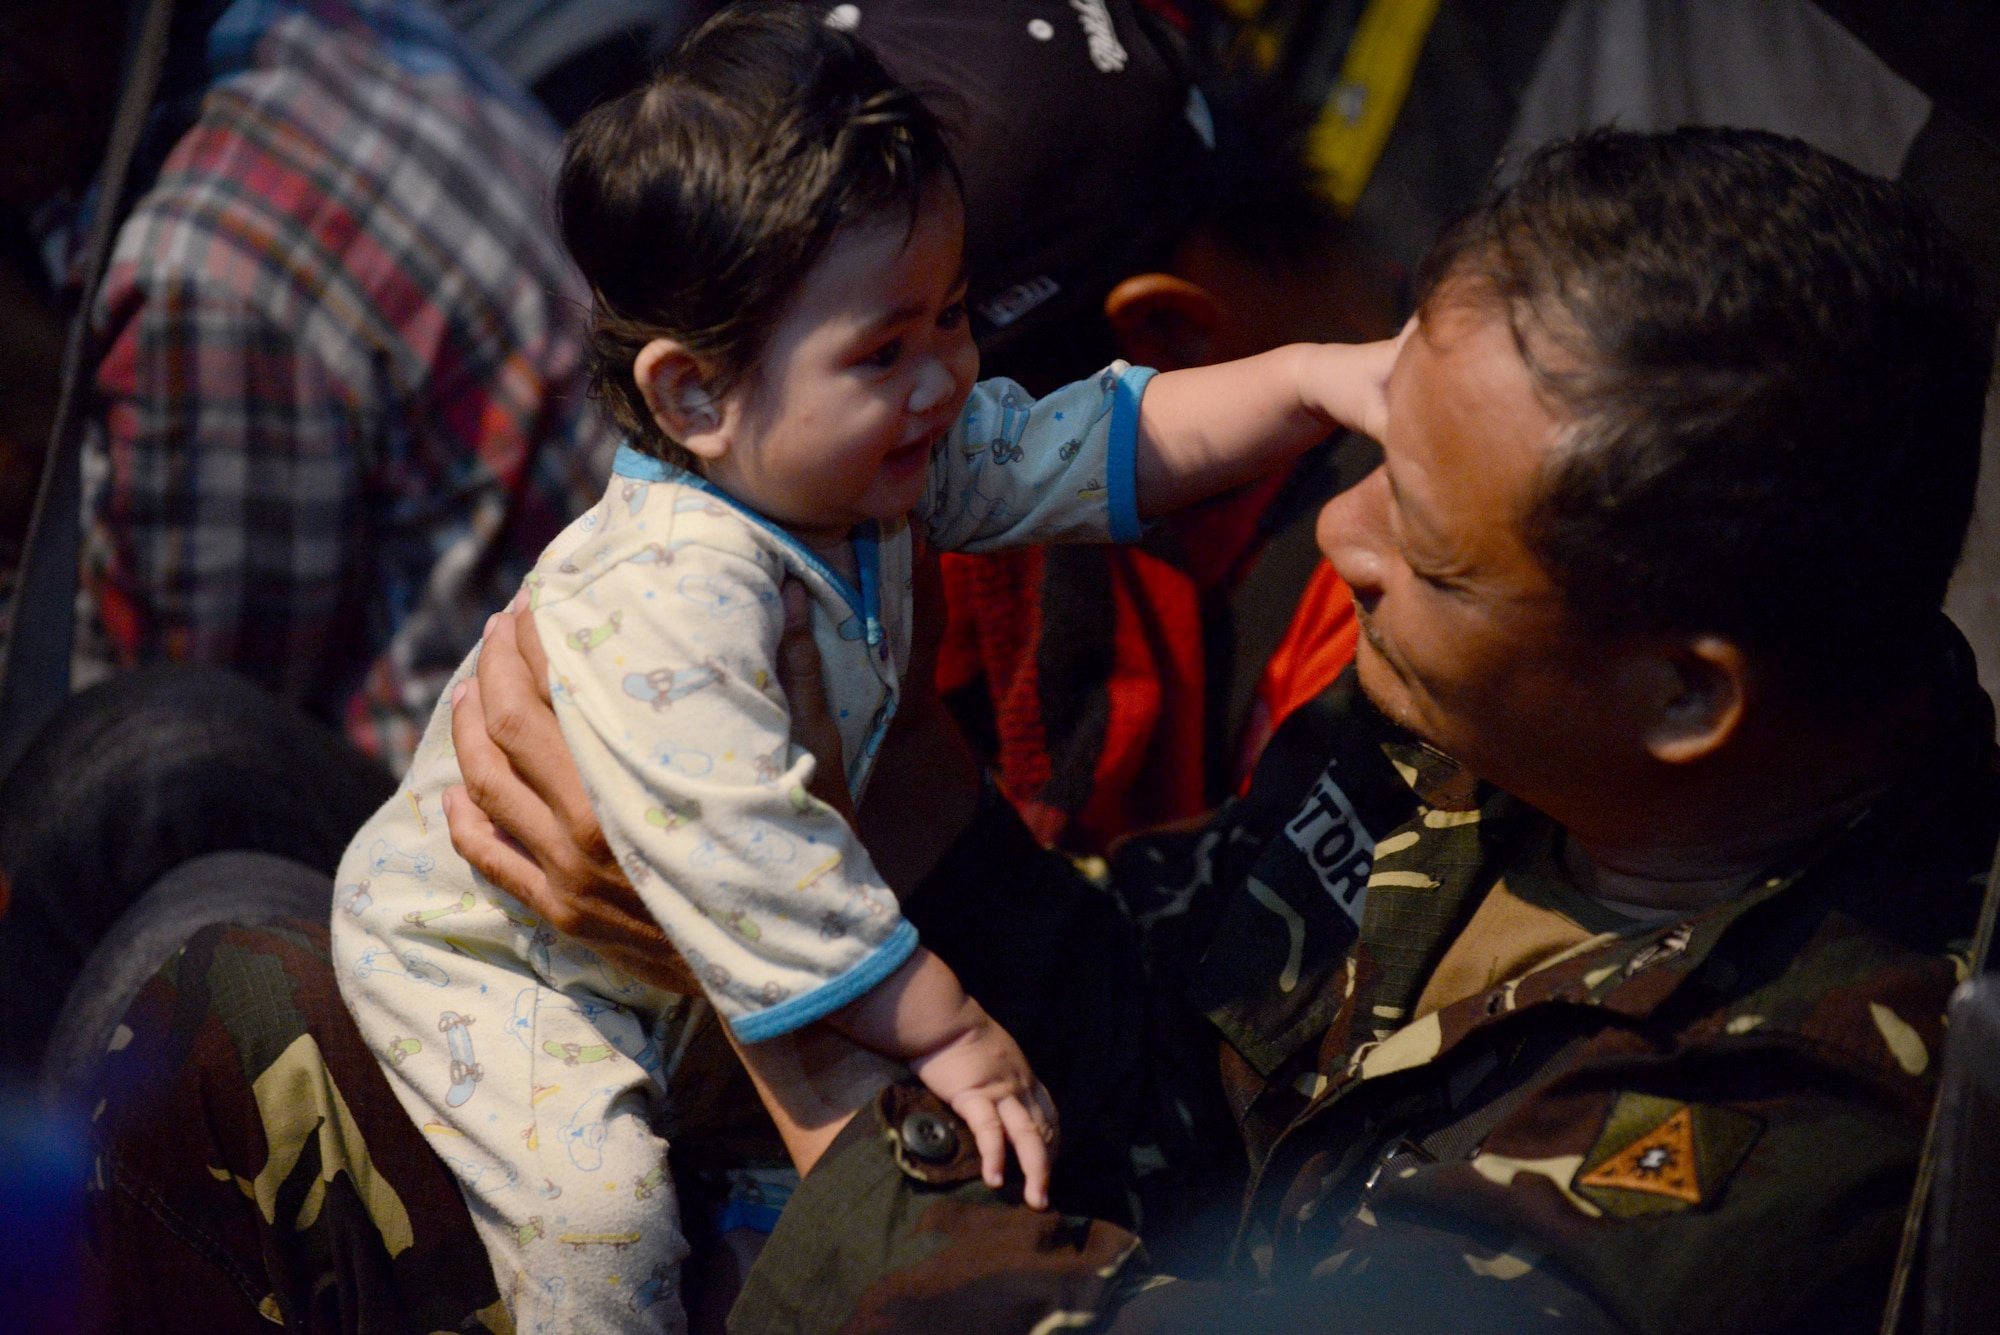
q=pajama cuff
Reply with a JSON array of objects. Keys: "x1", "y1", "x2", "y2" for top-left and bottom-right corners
[
  {"x1": 728, "y1": 919, "x2": 921, "y2": 1043},
  {"x1": 1107, "y1": 364, "x2": 1156, "y2": 544}
]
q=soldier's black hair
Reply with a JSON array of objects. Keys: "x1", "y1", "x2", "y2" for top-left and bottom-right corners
[
  {"x1": 1418, "y1": 126, "x2": 1994, "y2": 709},
  {"x1": 556, "y1": 3, "x2": 960, "y2": 467}
]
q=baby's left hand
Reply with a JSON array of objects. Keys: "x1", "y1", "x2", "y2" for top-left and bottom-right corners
[
  {"x1": 907, "y1": 1014, "x2": 1059, "y2": 1209},
  {"x1": 1300, "y1": 319, "x2": 1414, "y2": 444}
]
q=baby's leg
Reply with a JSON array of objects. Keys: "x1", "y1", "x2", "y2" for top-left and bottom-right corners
[
  {"x1": 340, "y1": 922, "x2": 689, "y2": 1332},
  {"x1": 490, "y1": 979, "x2": 691, "y2": 1332}
]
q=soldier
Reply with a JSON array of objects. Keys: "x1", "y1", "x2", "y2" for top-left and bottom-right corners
[{"x1": 447, "y1": 126, "x2": 1998, "y2": 1333}]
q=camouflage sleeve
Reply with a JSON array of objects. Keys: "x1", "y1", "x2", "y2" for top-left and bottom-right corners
[
  {"x1": 728, "y1": 1083, "x2": 1145, "y2": 1335},
  {"x1": 84, "y1": 919, "x2": 507, "y2": 1333},
  {"x1": 1098, "y1": 1227, "x2": 1626, "y2": 1335},
  {"x1": 728, "y1": 1083, "x2": 1626, "y2": 1335}
]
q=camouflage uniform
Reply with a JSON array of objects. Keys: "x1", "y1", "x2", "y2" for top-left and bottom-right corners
[
  {"x1": 80, "y1": 918, "x2": 784, "y2": 1333},
  {"x1": 730, "y1": 629, "x2": 1999, "y2": 1335},
  {"x1": 80, "y1": 630, "x2": 1996, "y2": 1333}
]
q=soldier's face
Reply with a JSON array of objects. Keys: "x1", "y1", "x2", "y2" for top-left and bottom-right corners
[{"x1": 1317, "y1": 297, "x2": 1649, "y2": 805}]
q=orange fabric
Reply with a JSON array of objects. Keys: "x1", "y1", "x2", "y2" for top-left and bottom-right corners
[
  {"x1": 938, "y1": 546, "x2": 1208, "y2": 852},
  {"x1": 934, "y1": 472, "x2": 1292, "y2": 852},
  {"x1": 936, "y1": 545, "x2": 1056, "y2": 822},
  {"x1": 1237, "y1": 560, "x2": 1360, "y2": 785},
  {"x1": 1074, "y1": 546, "x2": 1207, "y2": 849}
]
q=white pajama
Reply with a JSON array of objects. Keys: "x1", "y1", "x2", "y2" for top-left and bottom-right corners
[{"x1": 333, "y1": 365, "x2": 1153, "y2": 1331}]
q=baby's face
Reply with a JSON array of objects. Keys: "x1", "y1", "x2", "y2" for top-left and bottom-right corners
[{"x1": 701, "y1": 187, "x2": 979, "y2": 553}]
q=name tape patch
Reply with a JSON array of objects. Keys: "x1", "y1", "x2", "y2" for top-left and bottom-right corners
[{"x1": 1284, "y1": 767, "x2": 1375, "y2": 925}]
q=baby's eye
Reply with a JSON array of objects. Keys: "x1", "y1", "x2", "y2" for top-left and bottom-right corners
[
  {"x1": 937, "y1": 301, "x2": 966, "y2": 331},
  {"x1": 865, "y1": 339, "x2": 902, "y2": 370}
]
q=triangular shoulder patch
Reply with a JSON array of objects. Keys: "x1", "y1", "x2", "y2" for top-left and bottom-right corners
[{"x1": 1573, "y1": 1093, "x2": 1762, "y2": 1218}]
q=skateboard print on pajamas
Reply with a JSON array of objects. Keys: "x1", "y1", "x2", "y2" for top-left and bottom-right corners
[
  {"x1": 543, "y1": 1040, "x2": 616, "y2": 1066},
  {"x1": 625, "y1": 539, "x2": 691, "y2": 569},
  {"x1": 404, "y1": 890, "x2": 478, "y2": 927},
  {"x1": 351, "y1": 947, "x2": 450, "y2": 987},
  {"x1": 438, "y1": 1009, "x2": 484, "y2": 1107},
  {"x1": 368, "y1": 838, "x2": 434, "y2": 880},
  {"x1": 566, "y1": 610, "x2": 623, "y2": 655},
  {"x1": 622, "y1": 658, "x2": 726, "y2": 710},
  {"x1": 558, "y1": 1087, "x2": 621, "y2": 1172}
]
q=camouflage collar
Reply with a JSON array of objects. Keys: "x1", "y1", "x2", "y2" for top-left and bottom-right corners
[
  {"x1": 1336, "y1": 811, "x2": 1853, "y2": 1092},
  {"x1": 1197, "y1": 627, "x2": 1995, "y2": 1101}
]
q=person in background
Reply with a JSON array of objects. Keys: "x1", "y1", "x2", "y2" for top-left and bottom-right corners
[
  {"x1": 437, "y1": 0, "x2": 699, "y2": 126},
  {"x1": 0, "y1": 0, "x2": 615, "y2": 772},
  {"x1": 844, "y1": 0, "x2": 1400, "y2": 852},
  {"x1": 0, "y1": 0, "x2": 610, "y2": 1078}
]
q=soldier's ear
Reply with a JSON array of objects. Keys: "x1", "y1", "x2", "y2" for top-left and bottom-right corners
[
  {"x1": 635, "y1": 340, "x2": 728, "y2": 461},
  {"x1": 1635, "y1": 636, "x2": 1747, "y2": 765}
]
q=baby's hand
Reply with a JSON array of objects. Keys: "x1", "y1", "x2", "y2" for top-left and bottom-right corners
[
  {"x1": 1301, "y1": 320, "x2": 1414, "y2": 444},
  {"x1": 826, "y1": 947, "x2": 1054, "y2": 1204},
  {"x1": 907, "y1": 1014, "x2": 1058, "y2": 1209}
]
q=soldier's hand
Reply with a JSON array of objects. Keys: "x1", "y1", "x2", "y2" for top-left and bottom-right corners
[{"x1": 442, "y1": 602, "x2": 698, "y2": 995}]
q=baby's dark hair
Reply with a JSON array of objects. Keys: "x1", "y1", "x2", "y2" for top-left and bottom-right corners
[{"x1": 558, "y1": 3, "x2": 960, "y2": 465}]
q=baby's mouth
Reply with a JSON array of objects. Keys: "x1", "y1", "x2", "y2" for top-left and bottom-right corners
[{"x1": 884, "y1": 431, "x2": 938, "y2": 473}]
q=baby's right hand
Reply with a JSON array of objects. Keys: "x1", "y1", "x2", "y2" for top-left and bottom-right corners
[{"x1": 907, "y1": 1013, "x2": 1058, "y2": 1209}]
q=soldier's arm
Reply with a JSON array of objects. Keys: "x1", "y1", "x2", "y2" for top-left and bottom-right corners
[{"x1": 727, "y1": 1080, "x2": 1626, "y2": 1335}]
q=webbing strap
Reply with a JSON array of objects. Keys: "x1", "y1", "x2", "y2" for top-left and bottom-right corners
[
  {"x1": 1305, "y1": 0, "x2": 1442, "y2": 210},
  {"x1": 0, "y1": 0, "x2": 178, "y2": 775},
  {"x1": 1880, "y1": 823, "x2": 2000, "y2": 1334}
]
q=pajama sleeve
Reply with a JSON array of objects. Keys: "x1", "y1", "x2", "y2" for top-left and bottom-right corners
[
  {"x1": 919, "y1": 362, "x2": 1154, "y2": 552},
  {"x1": 533, "y1": 541, "x2": 915, "y2": 1042}
]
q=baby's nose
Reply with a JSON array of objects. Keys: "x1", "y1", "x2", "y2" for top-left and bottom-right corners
[{"x1": 906, "y1": 358, "x2": 955, "y2": 415}]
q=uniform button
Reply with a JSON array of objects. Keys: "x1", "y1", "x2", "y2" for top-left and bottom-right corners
[{"x1": 901, "y1": 1111, "x2": 958, "y2": 1162}]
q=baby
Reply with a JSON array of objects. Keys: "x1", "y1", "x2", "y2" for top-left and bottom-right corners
[{"x1": 333, "y1": 6, "x2": 1396, "y2": 1332}]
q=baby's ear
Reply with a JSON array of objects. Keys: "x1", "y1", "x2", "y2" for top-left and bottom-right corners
[{"x1": 635, "y1": 339, "x2": 726, "y2": 460}]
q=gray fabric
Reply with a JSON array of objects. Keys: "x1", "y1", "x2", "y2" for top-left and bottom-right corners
[
  {"x1": 1944, "y1": 373, "x2": 2000, "y2": 739},
  {"x1": 437, "y1": 0, "x2": 680, "y2": 87},
  {"x1": 1504, "y1": 0, "x2": 1933, "y2": 179},
  {"x1": 39, "y1": 850, "x2": 332, "y2": 1103},
  {"x1": 1927, "y1": 974, "x2": 2000, "y2": 1333}
]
